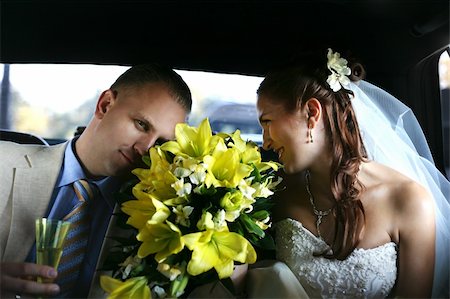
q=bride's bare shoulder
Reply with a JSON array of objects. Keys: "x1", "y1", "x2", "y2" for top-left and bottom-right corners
[
  {"x1": 360, "y1": 161, "x2": 434, "y2": 244},
  {"x1": 361, "y1": 161, "x2": 434, "y2": 216}
]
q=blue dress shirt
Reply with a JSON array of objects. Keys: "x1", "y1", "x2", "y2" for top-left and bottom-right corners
[{"x1": 26, "y1": 139, "x2": 120, "y2": 298}]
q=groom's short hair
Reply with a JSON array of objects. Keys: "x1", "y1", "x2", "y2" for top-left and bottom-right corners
[{"x1": 110, "y1": 63, "x2": 192, "y2": 112}]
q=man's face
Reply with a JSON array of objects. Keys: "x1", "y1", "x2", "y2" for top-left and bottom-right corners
[{"x1": 86, "y1": 82, "x2": 187, "y2": 177}]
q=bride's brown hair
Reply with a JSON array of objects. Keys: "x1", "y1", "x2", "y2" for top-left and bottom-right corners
[{"x1": 257, "y1": 51, "x2": 367, "y2": 260}]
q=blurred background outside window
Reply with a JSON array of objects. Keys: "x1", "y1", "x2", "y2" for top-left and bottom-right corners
[
  {"x1": 0, "y1": 64, "x2": 263, "y2": 142},
  {"x1": 1, "y1": 55, "x2": 448, "y2": 175}
]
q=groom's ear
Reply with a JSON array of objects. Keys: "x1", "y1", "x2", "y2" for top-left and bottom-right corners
[
  {"x1": 95, "y1": 90, "x2": 116, "y2": 119},
  {"x1": 305, "y1": 97, "x2": 322, "y2": 125}
]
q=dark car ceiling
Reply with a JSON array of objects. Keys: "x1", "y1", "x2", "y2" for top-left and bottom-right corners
[
  {"x1": 1, "y1": 0, "x2": 449, "y2": 173},
  {"x1": 1, "y1": 1, "x2": 448, "y2": 78}
]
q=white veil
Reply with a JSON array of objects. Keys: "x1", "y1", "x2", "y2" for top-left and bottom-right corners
[{"x1": 349, "y1": 80, "x2": 450, "y2": 298}]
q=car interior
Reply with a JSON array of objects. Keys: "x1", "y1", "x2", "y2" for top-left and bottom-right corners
[
  {"x1": 1, "y1": 0, "x2": 449, "y2": 178},
  {"x1": 0, "y1": 129, "x2": 49, "y2": 145}
]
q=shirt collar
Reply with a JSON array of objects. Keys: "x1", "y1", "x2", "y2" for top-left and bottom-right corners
[
  {"x1": 58, "y1": 138, "x2": 117, "y2": 209},
  {"x1": 58, "y1": 138, "x2": 86, "y2": 187}
]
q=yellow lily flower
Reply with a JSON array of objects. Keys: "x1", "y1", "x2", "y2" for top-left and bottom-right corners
[
  {"x1": 227, "y1": 130, "x2": 247, "y2": 151},
  {"x1": 118, "y1": 255, "x2": 142, "y2": 280},
  {"x1": 241, "y1": 146, "x2": 261, "y2": 166},
  {"x1": 252, "y1": 176, "x2": 283, "y2": 198},
  {"x1": 196, "y1": 211, "x2": 215, "y2": 230},
  {"x1": 100, "y1": 276, "x2": 150, "y2": 299},
  {"x1": 226, "y1": 130, "x2": 263, "y2": 166},
  {"x1": 238, "y1": 178, "x2": 256, "y2": 199},
  {"x1": 255, "y1": 217, "x2": 271, "y2": 230},
  {"x1": 197, "y1": 210, "x2": 228, "y2": 231},
  {"x1": 220, "y1": 190, "x2": 254, "y2": 221},
  {"x1": 161, "y1": 118, "x2": 221, "y2": 159},
  {"x1": 133, "y1": 179, "x2": 179, "y2": 205},
  {"x1": 226, "y1": 130, "x2": 282, "y2": 173},
  {"x1": 133, "y1": 147, "x2": 170, "y2": 184},
  {"x1": 121, "y1": 195, "x2": 170, "y2": 229},
  {"x1": 171, "y1": 178, "x2": 192, "y2": 197},
  {"x1": 175, "y1": 155, "x2": 202, "y2": 173},
  {"x1": 136, "y1": 220, "x2": 184, "y2": 262},
  {"x1": 183, "y1": 229, "x2": 257, "y2": 279},
  {"x1": 188, "y1": 163, "x2": 207, "y2": 185},
  {"x1": 172, "y1": 205, "x2": 194, "y2": 227},
  {"x1": 132, "y1": 147, "x2": 180, "y2": 203},
  {"x1": 157, "y1": 262, "x2": 182, "y2": 281},
  {"x1": 213, "y1": 209, "x2": 227, "y2": 231},
  {"x1": 204, "y1": 139, "x2": 253, "y2": 189},
  {"x1": 251, "y1": 182, "x2": 274, "y2": 198},
  {"x1": 255, "y1": 160, "x2": 281, "y2": 173}
]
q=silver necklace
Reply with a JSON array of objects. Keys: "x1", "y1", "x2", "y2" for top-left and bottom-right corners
[{"x1": 305, "y1": 170, "x2": 334, "y2": 239}]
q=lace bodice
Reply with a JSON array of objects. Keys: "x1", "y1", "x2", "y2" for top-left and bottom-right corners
[{"x1": 275, "y1": 218, "x2": 397, "y2": 298}]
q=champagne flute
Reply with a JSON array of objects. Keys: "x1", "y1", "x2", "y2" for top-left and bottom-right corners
[{"x1": 35, "y1": 218, "x2": 71, "y2": 283}]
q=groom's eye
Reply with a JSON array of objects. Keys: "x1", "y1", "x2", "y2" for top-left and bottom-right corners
[{"x1": 135, "y1": 119, "x2": 149, "y2": 131}]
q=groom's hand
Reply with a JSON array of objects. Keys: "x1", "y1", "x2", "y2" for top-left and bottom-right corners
[{"x1": 0, "y1": 262, "x2": 60, "y2": 298}]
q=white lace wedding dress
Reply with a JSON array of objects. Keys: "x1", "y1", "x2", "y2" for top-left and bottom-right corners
[{"x1": 275, "y1": 218, "x2": 398, "y2": 298}]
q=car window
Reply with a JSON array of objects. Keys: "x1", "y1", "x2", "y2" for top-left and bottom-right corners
[
  {"x1": 0, "y1": 64, "x2": 263, "y2": 143},
  {"x1": 439, "y1": 48, "x2": 449, "y2": 179}
]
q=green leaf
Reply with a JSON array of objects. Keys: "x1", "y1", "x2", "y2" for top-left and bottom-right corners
[
  {"x1": 228, "y1": 220, "x2": 245, "y2": 236},
  {"x1": 141, "y1": 154, "x2": 151, "y2": 166},
  {"x1": 198, "y1": 184, "x2": 217, "y2": 196},
  {"x1": 250, "y1": 165, "x2": 262, "y2": 182},
  {"x1": 130, "y1": 262, "x2": 146, "y2": 277},
  {"x1": 252, "y1": 233, "x2": 276, "y2": 250},
  {"x1": 170, "y1": 272, "x2": 190, "y2": 297},
  {"x1": 252, "y1": 197, "x2": 274, "y2": 212},
  {"x1": 250, "y1": 210, "x2": 270, "y2": 221},
  {"x1": 239, "y1": 213, "x2": 265, "y2": 238}
]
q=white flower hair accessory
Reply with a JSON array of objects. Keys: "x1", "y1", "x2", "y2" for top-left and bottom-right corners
[{"x1": 326, "y1": 48, "x2": 351, "y2": 92}]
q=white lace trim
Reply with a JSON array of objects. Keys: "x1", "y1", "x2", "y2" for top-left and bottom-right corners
[{"x1": 275, "y1": 218, "x2": 397, "y2": 298}]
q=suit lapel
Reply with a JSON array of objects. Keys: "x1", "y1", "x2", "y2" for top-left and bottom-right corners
[{"x1": 3, "y1": 143, "x2": 67, "y2": 262}]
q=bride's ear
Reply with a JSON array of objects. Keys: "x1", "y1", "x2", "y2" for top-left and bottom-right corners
[{"x1": 305, "y1": 98, "x2": 322, "y2": 126}]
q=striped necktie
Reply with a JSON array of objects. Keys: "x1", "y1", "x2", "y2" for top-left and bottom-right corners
[{"x1": 57, "y1": 179, "x2": 96, "y2": 296}]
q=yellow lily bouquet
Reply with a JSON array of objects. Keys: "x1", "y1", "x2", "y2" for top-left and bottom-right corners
[{"x1": 100, "y1": 118, "x2": 282, "y2": 298}]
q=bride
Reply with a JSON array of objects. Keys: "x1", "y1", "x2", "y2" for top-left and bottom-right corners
[
  {"x1": 189, "y1": 49, "x2": 449, "y2": 298},
  {"x1": 250, "y1": 49, "x2": 450, "y2": 298}
]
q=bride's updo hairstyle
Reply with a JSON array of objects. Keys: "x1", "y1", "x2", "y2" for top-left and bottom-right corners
[{"x1": 257, "y1": 50, "x2": 367, "y2": 260}]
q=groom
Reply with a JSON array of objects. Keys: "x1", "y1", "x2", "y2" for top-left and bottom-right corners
[{"x1": 0, "y1": 64, "x2": 192, "y2": 298}]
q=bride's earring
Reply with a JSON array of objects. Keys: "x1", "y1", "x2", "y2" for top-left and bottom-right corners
[{"x1": 307, "y1": 116, "x2": 314, "y2": 143}]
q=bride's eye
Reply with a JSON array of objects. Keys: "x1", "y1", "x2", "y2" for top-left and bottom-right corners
[{"x1": 260, "y1": 119, "x2": 271, "y2": 126}]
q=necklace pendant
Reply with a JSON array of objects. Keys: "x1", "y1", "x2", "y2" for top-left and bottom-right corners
[
  {"x1": 305, "y1": 170, "x2": 333, "y2": 239},
  {"x1": 316, "y1": 215, "x2": 323, "y2": 238},
  {"x1": 316, "y1": 215, "x2": 323, "y2": 226}
]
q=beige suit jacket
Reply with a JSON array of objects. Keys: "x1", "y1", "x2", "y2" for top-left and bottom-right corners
[
  {"x1": 0, "y1": 141, "x2": 67, "y2": 262},
  {"x1": 0, "y1": 140, "x2": 117, "y2": 298}
]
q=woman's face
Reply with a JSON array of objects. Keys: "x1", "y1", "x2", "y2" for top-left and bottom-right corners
[{"x1": 257, "y1": 96, "x2": 311, "y2": 174}]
